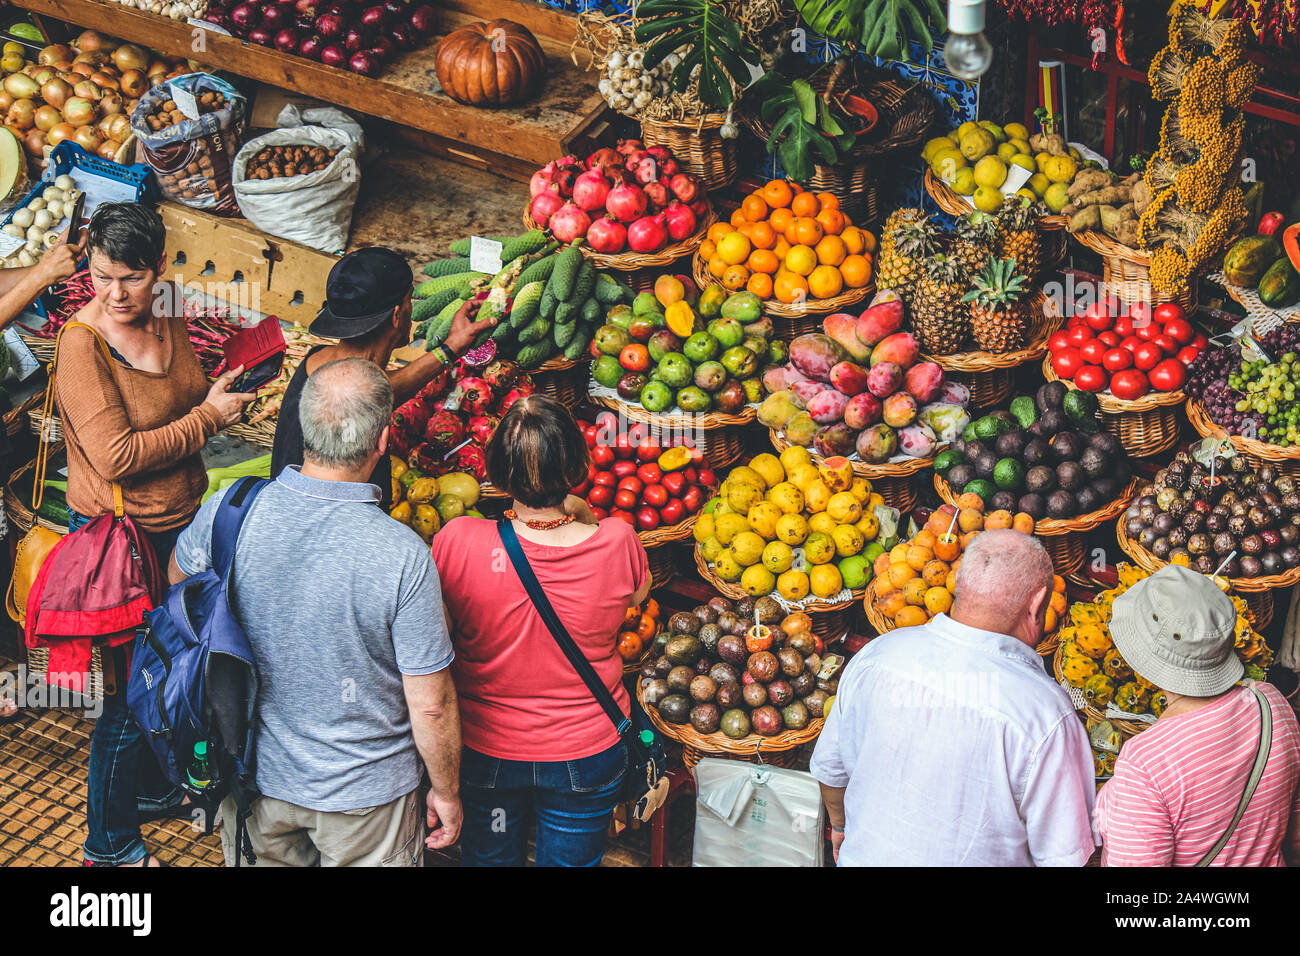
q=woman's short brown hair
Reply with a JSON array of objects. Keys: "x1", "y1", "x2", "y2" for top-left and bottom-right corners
[{"x1": 485, "y1": 394, "x2": 591, "y2": 508}]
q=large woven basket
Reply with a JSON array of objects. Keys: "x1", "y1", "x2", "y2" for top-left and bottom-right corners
[
  {"x1": 693, "y1": 546, "x2": 865, "y2": 612},
  {"x1": 1070, "y1": 229, "x2": 1197, "y2": 312},
  {"x1": 923, "y1": 168, "x2": 1067, "y2": 276},
  {"x1": 1042, "y1": 355, "x2": 1183, "y2": 458},
  {"x1": 587, "y1": 390, "x2": 756, "y2": 429},
  {"x1": 4, "y1": 391, "x2": 43, "y2": 438},
  {"x1": 922, "y1": 290, "x2": 1064, "y2": 409},
  {"x1": 637, "y1": 679, "x2": 824, "y2": 769},
  {"x1": 768, "y1": 429, "x2": 924, "y2": 513},
  {"x1": 743, "y1": 66, "x2": 935, "y2": 228},
  {"x1": 1114, "y1": 514, "x2": 1300, "y2": 594},
  {"x1": 1186, "y1": 398, "x2": 1300, "y2": 480},
  {"x1": 530, "y1": 356, "x2": 590, "y2": 408},
  {"x1": 934, "y1": 472, "x2": 1139, "y2": 576},
  {"x1": 644, "y1": 541, "x2": 680, "y2": 588},
  {"x1": 1051, "y1": 644, "x2": 1151, "y2": 736},
  {"x1": 5, "y1": 447, "x2": 67, "y2": 535},
  {"x1": 691, "y1": 255, "x2": 875, "y2": 320},
  {"x1": 523, "y1": 209, "x2": 714, "y2": 272},
  {"x1": 641, "y1": 113, "x2": 739, "y2": 192}
]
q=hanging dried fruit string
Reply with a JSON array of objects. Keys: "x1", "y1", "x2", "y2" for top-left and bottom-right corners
[
  {"x1": 995, "y1": 0, "x2": 1126, "y2": 63},
  {"x1": 1218, "y1": 0, "x2": 1299, "y2": 50}
]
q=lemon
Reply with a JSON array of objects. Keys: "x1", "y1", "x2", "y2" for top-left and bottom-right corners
[
  {"x1": 747, "y1": 501, "x2": 783, "y2": 540},
  {"x1": 931, "y1": 148, "x2": 967, "y2": 182},
  {"x1": 978, "y1": 120, "x2": 1006, "y2": 143},
  {"x1": 804, "y1": 531, "x2": 836, "y2": 565},
  {"x1": 824, "y1": 694, "x2": 835, "y2": 717},
  {"x1": 1034, "y1": 151, "x2": 1052, "y2": 173},
  {"x1": 762, "y1": 540, "x2": 794, "y2": 574},
  {"x1": 777, "y1": 569, "x2": 810, "y2": 602},
  {"x1": 1043, "y1": 155, "x2": 1077, "y2": 184},
  {"x1": 713, "y1": 512, "x2": 749, "y2": 545},
  {"x1": 1015, "y1": 188, "x2": 1037, "y2": 202},
  {"x1": 731, "y1": 531, "x2": 767, "y2": 567},
  {"x1": 808, "y1": 511, "x2": 839, "y2": 536},
  {"x1": 768, "y1": 481, "x2": 805, "y2": 515},
  {"x1": 693, "y1": 513, "x2": 716, "y2": 543},
  {"x1": 831, "y1": 523, "x2": 865, "y2": 558},
  {"x1": 950, "y1": 168, "x2": 976, "y2": 196},
  {"x1": 726, "y1": 480, "x2": 764, "y2": 513},
  {"x1": 809, "y1": 564, "x2": 844, "y2": 599},
  {"x1": 1068, "y1": 146, "x2": 1081, "y2": 161},
  {"x1": 996, "y1": 142, "x2": 1020, "y2": 165},
  {"x1": 779, "y1": 444, "x2": 812, "y2": 474},
  {"x1": 922, "y1": 136, "x2": 957, "y2": 163},
  {"x1": 699, "y1": 535, "x2": 724, "y2": 563},
  {"x1": 804, "y1": 480, "x2": 832, "y2": 513},
  {"x1": 973, "y1": 185, "x2": 1004, "y2": 213},
  {"x1": 728, "y1": 465, "x2": 767, "y2": 491},
  {"x1": 748, "y1": 453, "x2": 785, "y2": 489},
  {"x1": 1044, "y1": 182, "x2": 1070, "y2": 212},
  {"x1": 713, "y1": 548, "x2": 743, "y2": 582},
  {"x1": 826, "y1": 491, "x2": 863, "y2": 524},
  {"x1": 956, "y1": 121, "x2": 979, "y2": 140},
  {"x1": 973, "y1": 156, "x2": 1007, "y2": 189},
  {"x1": 1010, "y1": 154, "x2": 1036, "y2": 174},
  {"x1": 1027, "y1": 172, "x2": 1050, "y2": 197},
  {"x1": 1008, "y1": 136, "x2": 1031, "y2": 154},
  {"x1": 1004, "y1": 122, "x2": 1030, "y2": 141},
  {"x1": 741, "y1": 564, "x2": 776, "y2": 597},
  {"x1": 775, "y1": 512, "x2": 809, "y2": 546},
  {"x1": 855, "y1": 510, "x2": 880, "y2": 541},
  {"x1": 958, "y1": 128, "x2": 994, "y2": 161}
]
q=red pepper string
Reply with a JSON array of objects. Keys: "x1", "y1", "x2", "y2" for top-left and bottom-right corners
[{"x1": 1113, "y1": 2, "x2": 1127, "y2": 65}]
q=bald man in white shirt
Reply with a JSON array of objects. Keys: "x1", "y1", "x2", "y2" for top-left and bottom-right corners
[{"x1": 811, "y1": 529, "x2": 1098, "y2": 866}]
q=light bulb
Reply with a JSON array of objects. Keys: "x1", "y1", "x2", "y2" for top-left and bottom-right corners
[{"x1": 944, "y1": 0, "x2": 993, "y2": 81}]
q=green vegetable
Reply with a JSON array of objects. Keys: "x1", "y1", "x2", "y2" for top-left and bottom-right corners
[
  {"x1": 563, "y1": 333, "x2": 590, "y2": 361},
  {"x1": 554, "y1": 301, "x2": 578, "y2": 326},
  {"x1": 413, "y1": 287, "x2": 460, "y2": 323},
  {"x1": 500, "y1": 230, "x2": 547, "y2": 262},
  {"x1": 580, "y1": 297, "x2": 602, "y2": 325},
  {"x1": 594, "y1": 273, "x2": 624, "y2": 304},
  {"x1": 516, "y1": 253, "x2": 559, "y2": 287},
  {"x1": 1062, "y1": 390, "x2": 1100, "y2": 433},
  {"x1": 1009, "y1": 395, "x2": 1039, "y2": 430},
  {"x1": 507, "y1": 280, "x2": 545, "y2": 329},
  {"x1": 421, "y1": 257, "x2": 472, "y2": 278},
  {"x1": 518, "y1": 316, "x2": 552, "y2": 345},
  {"x1": 413, "y1": 272, "x2": 485, "y2": 298},
  {"x1": 554, "y1": 319, "x2": 579, "y2": 349},
  {"x1": 428, "y1": 297, "x2": 466, "y2": 345},
  {"x1": 516, "y1": 340, "x2": 557, "y2": 368},
  {"x1": 550, "y1": 245, "x2": 583, "y2": 301},
  {"x1": 571, "y1": 261, "x2": 597, "y2": 304},
  {"x1": 448, "y1": 235, "x2": 515, "y2": 256},
  {"x1": 538, "y1": 287, "x2": 559, "y2": 321}
]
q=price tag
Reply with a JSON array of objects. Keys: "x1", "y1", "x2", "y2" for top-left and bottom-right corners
[
  {"x1": 172, "y1": 86, "x2": 201, "y2": 122},
  {"x1": 469, "y1": 236, "x2": 502, "y2": 275},
  {"x1": 0, "y1": 232, "x2": 24, "y2": 258},
  {"x1": 1000, "y1": 164, "x2": 1033, "y2": 197},
  {"x1": 3, "y1": 327, "x2": 39, "y2": 381}
]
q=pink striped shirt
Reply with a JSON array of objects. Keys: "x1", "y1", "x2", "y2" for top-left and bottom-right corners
[{"x1": 1095, "y1": 683, "x2": 1300, "y2": 866}]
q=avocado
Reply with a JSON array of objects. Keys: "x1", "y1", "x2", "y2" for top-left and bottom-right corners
[
  {"x1": 963, "y1": 478, "x2": 999, "y2": 506},
  {"x1": 991, "y1": 490, "x2": 1019, "y2": 512},
  {"x1": 933, "y1": 448, "x2": 965, "y2": 475},
  {"x1": 1017, "y1": 493, "x2": 1046, "y2": 520},
  {"x1": 1063, "y1": 389, "x2": 1100, "y2": 432},
  {"x1": 1080, "y1": 446, "x2": 1110, "y2": 479},
  {"x1": 1037, "y1": 381, "x2": 1067, "y2": 411},
  {"x1": 994, "y1": 458, "x2": 1027, "y2": 491},
  {"x1": 973, "y1": 415, "x2": 1003, "y2": 440},
  {"x1": 995, "y1": 430, "x2": 1029, "y2": 459},
  {"x1": 1038, "y1": 408, "x2": 1066, "y2": 437},
  {"x1": 1025, "y1": 465, "x2": 1057, "y2": 493},
  {"x1": 1023, "y1": 437, "x2": 1051, "y2": 466},
  {"x1": 1051, "y1": 430, "x2": 1084, "y2": 462},
  {"x1": 657, "y1": 693, "x2": 692, "y2": 724},
  {"x1": 973, "y1": 451, "x2": 999, "y2": 480},
  {"x1": 1046, "y1": 489, "x2": 1077, "y2": 518},
  {"x1": 947, "y1": 463, "x2": 976, "y2": 490},
  {"x1": 1074, "y1": 485, "x2": 1103, "y2": 515},
  {"x1": 1057, "y1": 461, "x2": 1086, "y2": 492},
  {"x1": 1009, "y1": 395, "x2": 1039, "y2": 429}
]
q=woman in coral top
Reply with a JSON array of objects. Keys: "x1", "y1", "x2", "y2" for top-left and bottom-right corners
[
  {"x1": 431, "y1": 395, "x2": 650, "y2": 867},
  {"x1": 1096, "y1": 565, "x2": 1300, "y2": 866}
]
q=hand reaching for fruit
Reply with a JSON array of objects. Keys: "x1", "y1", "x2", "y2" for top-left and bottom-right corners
[{"x1": 444, "y1": 299, "x2": 489, "y2": 355}]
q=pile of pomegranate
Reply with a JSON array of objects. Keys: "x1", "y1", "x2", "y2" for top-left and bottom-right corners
[{"x1": 527, "y1": 139, "x2": 709, "y2": 256}]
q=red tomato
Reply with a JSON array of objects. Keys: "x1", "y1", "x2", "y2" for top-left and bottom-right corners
[
  {"x1": 587, "y1": 483, "x2": 614, "y2": 508},
  {"x1": 1133, "y1": 342, "x2": 1164, "y2": 371},
  {"x1": 1192, "y1": 332, "x2": 1209, "y2": 351},
  {"x1": 592, "y1": 470, "x2": 617, "y2": 488},
  {"x1": 590, "y1": 506, "x2": 608, "y2": 521},
  {"x1": 636, "y1": 439, "x2": 661, "y2": 462},
  {"x1": 1109, "y1": 369, "x2": 1150, "y2": 401},
  {"x1": 662, "y1": 472, "x2": 687, "y2": 497},
  {"x1": 660, "y1": 499, "x2": 685, "y2": 525},
  {"x1": 582, "y1": 424, "x2": 598, "y2": 448},
  {"x1": 697, "y1": 468, "x2": 718, "y2": 488},
  {"x1": 615, "y1": 488, "x2": 639, "y2": 511},
  {"x1": 1119, "y1": 336, "x2": 1142, "y2": 353},
  {"x1": 591, "y1": 444, "x2": 615, "y2": 468},
  {"x1": 613, "y1": 434, "x2": 635, "y2": 459},
  {"x1": 1177, "y1": 345, "x2": 1201, "y2": 367},
  {"x1": 1074, "y1": 365, "x2": 1108, "y2": 392},
  {"x1": 1113, "y1": 316, "x2": 1134, "y2": 337},
  {"x1": 1154, "y1": 333, "x2": 1178, "y2": 355},
  {"x1": 617, "y1": 475, "x2": 643, "y2": 495},
  {"x1": 682, "y1": 487, "x2": 704, "y2": 513},
  {"x1": 572, "y1": 479, "x2": 591, "y2": 497},
  {"x1": 1153, "y1": 302, "x2": 1185, "y2": 326},
  {"x1": 1066, "y1": 325, "x2": 1095, "y2": 348},
  {"x1": 637, "y1": 462, "x2": 663, "y2": 485},
  {"x1": 595, "y1": 411, "x2": 619, "y2": 432},
  {"x1": 612, "y1": 459, "x2": 638, "y2": 478},
  {"x1": 1048, "y1": 330, "x2": 1071, "y2": 353},
  {"x1": 1102, "y1": 348, "x2": 1134, "y2": 372},
  {"x1": 1163, "y1": 317, "x2": 1194, "y2": 346},
  {"x1": 1083, "y1": 302, "x2": 1113, "y2": 332},
  {"x1": 609, "y1": 508, "x2": 636, "y2": 527},
  {"x1": 636, "y1": 506, "x2": 661, "y2": 531},
  {"x1": 1097, "y1": 331, "x2": 1121, "y2": 348},
  {"x1": 1079, "y1": 339, "x2": 1107, "y2": 365},
  {"x1": 626, "y1": 422, "x2": 650, "y2": 445},
  {"x1": 643, "y1": 483, "x2": 669, "y2": 508},
  {"x1": 1134, "y1": 322, "x2": 1157, "y2": 341},
  {"x1": 1149, "y1": 358, "x2": 1188, "y2": 392},
  {"x1": 1066, "y1": 314, "x2": 1087, "y2": 329},
  {"x1": 1127, "y1": 302, "x2": 1154, "y2": 330},
  {"x1": 681, "y1": 466, "x2": 699, "y2": 485},
  {"x1": 1051, "y1": 347, "x2": 1085, "y2": 380}
]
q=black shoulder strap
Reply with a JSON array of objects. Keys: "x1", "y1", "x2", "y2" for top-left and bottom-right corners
[{"x1": 497, "y1": 518, "x2": 631, "y2": 739}]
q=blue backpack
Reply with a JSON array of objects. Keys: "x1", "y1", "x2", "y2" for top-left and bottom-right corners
[{"x1": 126, "y1": 476, "x2": 268, "y2": 866}]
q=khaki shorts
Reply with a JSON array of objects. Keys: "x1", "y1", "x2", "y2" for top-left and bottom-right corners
[{"x1": 218, "y1": 790, "x2": 422, "y2": 867}]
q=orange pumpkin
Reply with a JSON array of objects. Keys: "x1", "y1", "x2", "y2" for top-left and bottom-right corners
[{"x1": 433, "y1": 19, "x2": 547, "y2": 108}]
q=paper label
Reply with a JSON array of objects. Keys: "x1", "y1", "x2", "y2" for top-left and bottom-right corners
[
  {"x1": 469, "y1": 237, "x2": 502, "y2": 275},
  {"x1": 173, "y1": 87, "x2": 201, "y2": 122},
  {"x1": 0, "y1": 232, "x2": 24, "y2": 258},
  {"x1": 1000, "y1": 164, "x2": 1033, "y2": 197},
  {"x1": 3, "y1": 327, "x2": 39, "y2": 381}
]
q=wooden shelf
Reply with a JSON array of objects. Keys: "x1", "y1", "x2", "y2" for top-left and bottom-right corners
[{"x1": 13, "y1": 0, "x2": 612, "y2": 180}]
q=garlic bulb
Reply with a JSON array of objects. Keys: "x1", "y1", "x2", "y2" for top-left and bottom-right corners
[
  {"x1": 639, "y1": 74, "x2": 653, "y2": 91},
  {"x1": 720, "y1": 121, "x2": 739, "y2": 140},
  {"x1": 627, "y1": 50, "x2": 644, "y2": 69},
  {"x1": 607, "y1": 51, "x2": 625, "y2": 70},
  {"x1": 632, "y1": 91, "x2": 653, "y2": 109}
]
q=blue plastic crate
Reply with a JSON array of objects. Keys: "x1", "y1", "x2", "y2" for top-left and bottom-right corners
[{"x1": 0, "y1": 142, "x2": 157, "y2": 318}]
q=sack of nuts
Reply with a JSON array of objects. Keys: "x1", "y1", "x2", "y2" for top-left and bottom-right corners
[
  {"x1": 130, "y1": 73, "x2": 246, "y2": 216},
  {"x1": 232, "y1": 105, "x2": 364, "y2": 253}
]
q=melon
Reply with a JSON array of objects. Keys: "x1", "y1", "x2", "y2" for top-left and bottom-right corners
[
  {"x1": 436, "y1": 471, "x2": 480, "y2": 508},
  {"x1": 0, "y1": 128, "x2": 28, "y2": 217}
]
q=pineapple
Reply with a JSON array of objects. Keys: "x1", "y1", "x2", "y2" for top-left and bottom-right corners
[
  {"x1": 965, "y1": 257, "x2": 1031, "y2": 353},
  {"x1": 878, "y1": 210, "x2": 935, "y2": 305},
  {"x1": 953, "y1": 211, "x2": 998, "y2": 275},
  {"x1": 912, "y1": 255, "x2": 970, "y2": 354},
  {"x1": 995, "y1": 198, "x2": 1044, "y2": 281}
]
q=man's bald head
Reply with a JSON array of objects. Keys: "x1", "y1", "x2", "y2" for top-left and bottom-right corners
[
  {"x1": 952, "y1": 529, "x2": 1054, "y2": 645},
  {"x1": 300, "y1": 357, "x2": 393, "y2": 469}
]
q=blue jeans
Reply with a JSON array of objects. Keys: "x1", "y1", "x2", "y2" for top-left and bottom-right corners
[
  {"x1": 458, "y1": 742, "x2": 627, "y2": 867},
  {"x1": 73, "y1": 511, "x2": 188, "y2": 864}
]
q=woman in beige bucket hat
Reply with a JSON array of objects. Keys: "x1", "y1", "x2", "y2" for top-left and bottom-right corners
[{"x1": 1095, "y1": 565, "x2": 1300, "y2": 866}]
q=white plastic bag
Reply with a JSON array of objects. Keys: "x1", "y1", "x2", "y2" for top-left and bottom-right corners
[
  {"x1": 691, "y1": 758, "x2": 824, "y2": 867},
  {"x1": 232, "y1": 105, "x2": 364, "y2": 253}
]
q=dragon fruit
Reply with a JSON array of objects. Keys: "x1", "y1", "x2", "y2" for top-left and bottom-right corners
[
  {"x1": 388, "y1": 426, "x2": 416, "y2": 460},
  {"x1": 482, "y1": 359, "x2": 520, "y2": 394},
  {"x1": 409, "y1": 443, "x2": 449, "y2": 477},
  {"x1": 497, "y1": 380, "x2": 536, "y2": 414},
  {"x1": 467, "y1": 414, "x2": 499, "y2": 445},
  {"x1": 392, "y1": 395, "x2": 432, "y2": 439},
  {"x1": 457, "y1": 377, "x2": 493, "y2": 416},
  {"x1": 423, "y1": 408, "x2": 466, "y2": 453},
  {"x1": 452, "y1": 443, "x2": 488, "y2": 480}
]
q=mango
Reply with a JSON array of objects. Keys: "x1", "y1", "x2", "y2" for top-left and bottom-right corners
[
  {"x1": 789, "y1": 332, "x2": 849, "y2": 383},
  {"x1": 758, "y1": 390, "x2": 800, "y2": 429},
  {"x1": 870, "y1": 332, "x2": 920, "y2": 368},
  {"x1": 785, "y1": 411, "x2": 819, "y2": 446},
  {"x1": 882, "y1": 392, "x2": 918, "y2": 428},
  {"x1": 829, "y1": 361, "x2": 868, "y2": 396},
  {"x1": 720, "y1": 290, "x2": 762, "y2": 323},
  {"x1": 819, "y1": 456, "x2": 854, "y2": 493},
  {"x1": 807, "y1": 389, "x2": 850, "y2": 424},
  {"x1": 633, "y1": 291, "x2": 661, "y2": 316},
  {"x1": 654, "y1": 274, "x2": 685, "y2": 307},
  {"x1": 434, "y1": 493, "x2": 465, "y2": 523},
  {"x1": 814, "y1": 421, "x2": 857, "y2": 458},
  {"x1": 823, "y1": 312, "x2": 873, "y2": 362},
  {"x1": 697, "y1": 284, "x2": 727, "y2": 319},
  {"x1": 855, "y1": 300, "x2": 904, "y2": 348},
  {"x1": 867, "y1": 361, "x2": 903, "y2": 398},
  {"x1": 790, "y1": 379, "x2": 830, "y2": 408},
  {"x1": 897, "y1": 422, "x2": 936, "y2": 458},
  {"x1": 903, "y1": 362, "x2": 944, "y2": 403},
  {"x1": 762, "y1": 365, "x2": 795, "y2": 394},
  {"x1": 843, "y1": 392, "x2": 883, "y2": 430},
  {"x1": 856, "y1": 423, "x2": 898, "y2": 464}
]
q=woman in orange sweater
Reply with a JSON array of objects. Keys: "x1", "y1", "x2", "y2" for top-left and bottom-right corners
[{"x1": 55, "y1": 202, "x2": 253, "y2": 867}]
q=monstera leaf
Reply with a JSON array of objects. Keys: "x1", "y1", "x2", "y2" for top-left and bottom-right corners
[
  {"x1": 635, "y1": 0, "x2": 759, "y2": 110},
  {"x1": 749, "y1": 73, "x2": 854, "y2": 183},
  {"x1": 789, "y1": 0, "x2": 947, "y2": 60}
]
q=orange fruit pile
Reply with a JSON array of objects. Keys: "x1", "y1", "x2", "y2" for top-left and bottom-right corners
[
  {"x1": 868, "y1": 498, "x2": 1067, "y2": 631},
  {"x1": 617, "y1": 597, "x2": 661, "y2": 661},
  {"x1": 698, "y1": 180, "x2": 877, "y2": 304}
]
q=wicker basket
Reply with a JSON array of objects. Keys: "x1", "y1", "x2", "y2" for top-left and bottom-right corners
[
  {"x1": 645, "y1": 542, "x2": 679, "y2": 589},
  {"x1": 923, "y1": 168, "x2": 1068, "y2": 276},
  {"x1": 29, "y1": 408, "x2": 62, "y2": 443},
  {"x1": 693, "y1": 545, "x2": 865, "y2": 611},
  {"x1": 5, "y1": 447, "x2": 67, "y2": 535},
  {"x1": 523, "y1": 209, "x2": 714, "y2": 272},
  {"x1": 934, "y1": 472, "x2": 1139, "y2": 576},
  {"x1": 531, "y1": 356, "x2": 590, "y2": 408},
  {"x1": 4, "y1": 391, "x2": 42, "y2": 437},
  {"x1": 692, "y1": 255, "x2": 874, "y2": 320},
  {"x1": 637, "y1": 679, "x2": 824, "y2": 769},
  {"x1": 1070, "y1": 229, "x2": 1197, "y2": 312},
  {"x1": 768, "y1": 429, "x2": 930, "y2": 513},
  {"x1": 742, "y1": 66, "x2": 935, "y2": 228},
  {"x1": 1042, "y1": 355, "x2": 1183, "y2": 458},
  {"x1": 641, "y1": 113, "x2": 739, "y2": 192},
  {"x1": 588, "y1": 390, "x2": 757, "y2": 429},
  {"x1": 1052, "y1": 644, "x2": 1152, "y2": 736},
  {"x1": 24, "y1": 645, "x2": 105, "y2": 702},
  {"x1": 1186, "y1": 398, "x2": 1300, "y2": 480},
  {"x1": 1115, "y1": 515, "x2": 1300, "y2": 593},
  {"x1": 923, "y1": 290, "x2": 1064, "y2": 409}
]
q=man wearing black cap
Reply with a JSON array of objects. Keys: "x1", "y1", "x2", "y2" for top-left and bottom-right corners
[{"x1": 271, "y1": 247, "x2": 492, "y2": 500}]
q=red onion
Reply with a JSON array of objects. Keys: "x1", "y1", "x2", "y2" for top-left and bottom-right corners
[
  {"x1": 274, "y1": 27, "x2": 300, "y2": 52},
  {"x1": 315, "y1": 12, "x2": 345, "y2": 36},
  {"x1": 627, "y1": 213, "x2": 669, "y2": 253},
  {"x1": 248, "y1": 26, "x2": 275, "y2": 45},
  {"x1": 322, "y1": 0, "x2": 347, "y2": 13},
  {"x1": 605, "y1": 182, "x2": 647, "y2": 223},
  {"x1": 369, "y1": 36, "x2": 395, "y2": 59},
  {"x1": 381, "y1": 0, "x2": 404, "y2": 18},
  {"x1": 321, "y1": 43, "x2": 347, "y2": 66},
  {"x1": 389, "y1": 23, "x2": 415, "y2": 49},
  {"x1": 586, "y1": 215, "x2": 626, "y2": 254},
  {"x1": 298, "y1": 34, "x2": 325, "y2": 58},
  {"x1": 409, "y1": 4, "x2": 436, "y2": 34},
  {"x1": 343, "y1": 27, "x2": 367, "y2": 52},
  {"x1": 229, "y1": 2, "x2": 260, "y2": 28},
  {"x1": 294, "y1": 0, "x2": 317, "y2": 14},
  {"x1": 261, "y1": 3, "x2": 293, "y2": 28},
  {"x1": 360, "y1": 5, "x2": 388, "y2": 29},
  {"x1": 349, "y1": 49, "x2": 382, "y2": 75}
]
